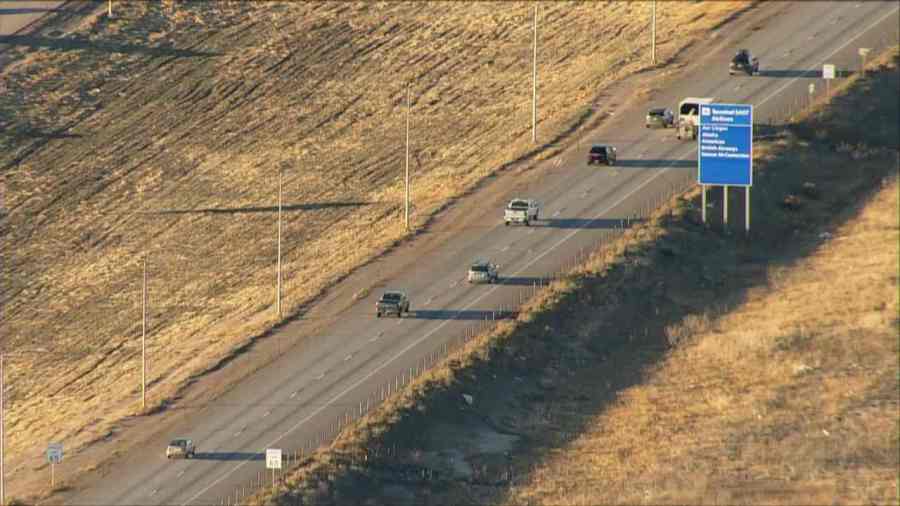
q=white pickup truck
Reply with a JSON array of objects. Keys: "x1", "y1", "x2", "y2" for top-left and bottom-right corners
[
  {"x1": 676, "y1": 96, "x2": 715, "y2": 140},
  {"x1": 504, "y1": 198, "x2": 540, "y2": 226}
]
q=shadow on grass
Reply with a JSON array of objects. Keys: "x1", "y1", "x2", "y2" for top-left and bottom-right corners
[
  {"x1": 2, "y1": 127, "x2": 83, "y2": 140},
  {"x1": 298, "y1": 53, "x2": 899, "y2": 506},
  {"x1": 148, "y1": 202, "x2": 371, "y2": 215},
  {"x1": 0, "y1": 34, "x2": 221, "y2": 58}
]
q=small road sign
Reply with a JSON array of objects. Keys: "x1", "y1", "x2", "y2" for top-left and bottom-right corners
[
  {"x1": 47, "y1": 443, "x2": 63, "y2": 464},
  {"x1": 822, "y1": 64, "x2": 836, "y2": 79},
  {"x1": 265, "y1": 448, "x2": 282, "y2": 470}
]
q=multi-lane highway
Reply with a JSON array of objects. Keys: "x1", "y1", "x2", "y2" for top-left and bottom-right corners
[{"x1": 57, "y1": 2, "x2": 899, "y2": 505}]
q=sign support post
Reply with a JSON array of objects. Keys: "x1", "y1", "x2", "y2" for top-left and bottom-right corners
[
  {"x1": 698, "y1": 103, "x2": 753, "y2": 231},
  {"x1": 823, "y1": 64, "x2": 835, "y2": 96},
  {"x1": 701, "y1": 185, "x2": 707, "y2": 224},
  {"x1": 47, "y1": 443, "x2": 63, "y2": 489},
  {"x1": 745, "y1": 187, "x2": 751, "y2": 234},
  {"x1": 266, "y1": 448, "x2": 282, "y2": 490},
  {"x1": 859, "y1": 48, "x2": 871, "y2": 77},
  {"x1": 723, "y1": 185, "x2": 729, "y2": 225}
]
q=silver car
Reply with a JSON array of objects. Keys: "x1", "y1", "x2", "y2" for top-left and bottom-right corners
[
  {"x1": 166, "y1": 438, "x2": 196, "y2": 459},
  {"x1": 645, "y1": 107, "x2": 675, "y2": 128}
]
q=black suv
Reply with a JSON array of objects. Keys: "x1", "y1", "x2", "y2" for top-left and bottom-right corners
[
  {"x1": 588, "y1": 144, "x2": 617, "y2": 166},
  {"x1": 729, "y1": 49, "x2": 759, "y2": 75}
]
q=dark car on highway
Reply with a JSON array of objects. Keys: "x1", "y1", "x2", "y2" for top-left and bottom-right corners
[
  {"x1": 587, "y1": 144, "x2": 617, "y2": 166},
  {"x1": 730, "y1": 49, "x2": 759, "y2": 75}
]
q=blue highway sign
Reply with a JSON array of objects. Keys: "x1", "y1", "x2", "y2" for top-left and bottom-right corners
[{"x1": 698, "y1": 103, "x2": 753, "y2": 186}]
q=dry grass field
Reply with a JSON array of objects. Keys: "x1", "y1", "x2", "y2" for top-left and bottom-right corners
[
  {"x1": 251, "y1": 48, "x2": 899, "y2": 506},
  {"x1": 0, "y1": 0, "x2": 752, "y2": 492}
]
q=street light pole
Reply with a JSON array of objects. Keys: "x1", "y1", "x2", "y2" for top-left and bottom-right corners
[
  {"x1": 276, "y1": 166, "x2": 283, "y2": 319},
  {"x1": 532, "y1": 3, "x2": 538, "y2": 144},
  {"x1": 405, "y1": 84, "x2": 410, "y2": 231},
  {"x1": 651, "y1": 0, "x2": 657, "y2": 65},
  {"x1": 142, "y1": 255, "x2": 147, "y2": 410},
  {"x1": 1, "y1": 354, "x2": 5, "y2": 506}
]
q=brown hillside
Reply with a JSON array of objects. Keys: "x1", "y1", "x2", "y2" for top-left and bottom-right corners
[{"x1": 0, "y1": 0, "x2": 750, "y2": 489}]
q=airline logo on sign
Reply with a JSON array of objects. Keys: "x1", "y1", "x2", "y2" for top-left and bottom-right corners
[{"x1": 698, "y1": 103, "x2": 753, "y2": 187}]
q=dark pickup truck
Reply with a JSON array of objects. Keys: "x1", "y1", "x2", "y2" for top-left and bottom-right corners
[
  {"x1": 376, "y1": 290, "x2": 410, "y2": 318},
  {"x1": 729, "y1": 49, "x2": 759, "y2": 75}
]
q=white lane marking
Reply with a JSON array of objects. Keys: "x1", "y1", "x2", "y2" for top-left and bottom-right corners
[
  {"x1": 369, "y1": 335, "x2": 379, "y2": 342},
  {"x1": 177, "y1": 470, "x2": 185, "y2": 478},
  {"x1": 552, "y1": 210, "x2": 561, "y2": 217},
  {"x1": 344, "y1": 354, "x2": 353, "y2": 361},
  {"x1": 528, "y1": 228, "x2": 536, "y2": 234},
  {"x1": 290, "y1": 391, "x2": 298, "y2": 398},
  {"x1": 233, "y1": 427, "x2": 244, "y2": 437},
  {"x1": 425, "y1": 297, "x2": 433, "y2": 305},
  {"x1": 263, "y1": 410, "x2": 271, "y2": 417},
  {"x1": 150, "y1": 488, "x2": 159, "y2": 496},
  {"x1": 756, "y1": 6, "x2": 899, "y2": 108},
  {"x1": 501, "y1": 245, "x2": 510, "y2": 252},
  {"x1": 314, "y1": 372, "x2": 325, "y2": 380},
  {"x1": 182, "y1": 11, "x2": 900, "y2": 504}
]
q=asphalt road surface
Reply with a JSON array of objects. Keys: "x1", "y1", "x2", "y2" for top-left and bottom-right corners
[
  {"x1": 0, "y1": 0, "x2": 65, "y2": 34},
  {"x1": 59, "y1": 2, "x2": 899, "y2": 505}
]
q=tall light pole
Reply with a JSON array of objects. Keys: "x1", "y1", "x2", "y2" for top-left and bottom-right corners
[
  {"x1": 1, "y1": 348, "x2": 48, "y2": 506},
  {"x1": 141, "y1": 255, "x2": 147, "y2": 410},
  {"x1": 651, "y1": 0, "x2": 657, "y2": 65},
  {"x1": 276, "y1": 166, "x2": 283, "y2": 319},
  {"x1": 405, "y1": 84, "x2": 411, "y2": 231},
  {"x1": 532, "y1": 3, "x2": 538, "y2": 144}
]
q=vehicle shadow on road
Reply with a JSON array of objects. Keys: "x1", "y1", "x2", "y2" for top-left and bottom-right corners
[
  {"x1": 0, "y1": 34, "x2": 220, "y2": 58},
  {"x1": 191, "y1": 452, "x2": 264, "y2": 462},
  {"x1": 147, "y1": 202, "x2": 371, "y2": 215},
  {"x1": 411, "y1": 309, "x2": 511, "y2": 321},
  {"x1": 0, "y1": 8, "x2": 64, "y2": 15},
  {"x1": 540, "y1": 218, "x2": 643, "y2": 229},
  {"x1": 497, "y1": 276, "x2": 548, "y2": 287},
  {"x1": 613, "y1": 159, "x2": 695, "y2": 169},
  {"x1": 757, "y1": 69, "x2": 854, "y2": 78}
]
